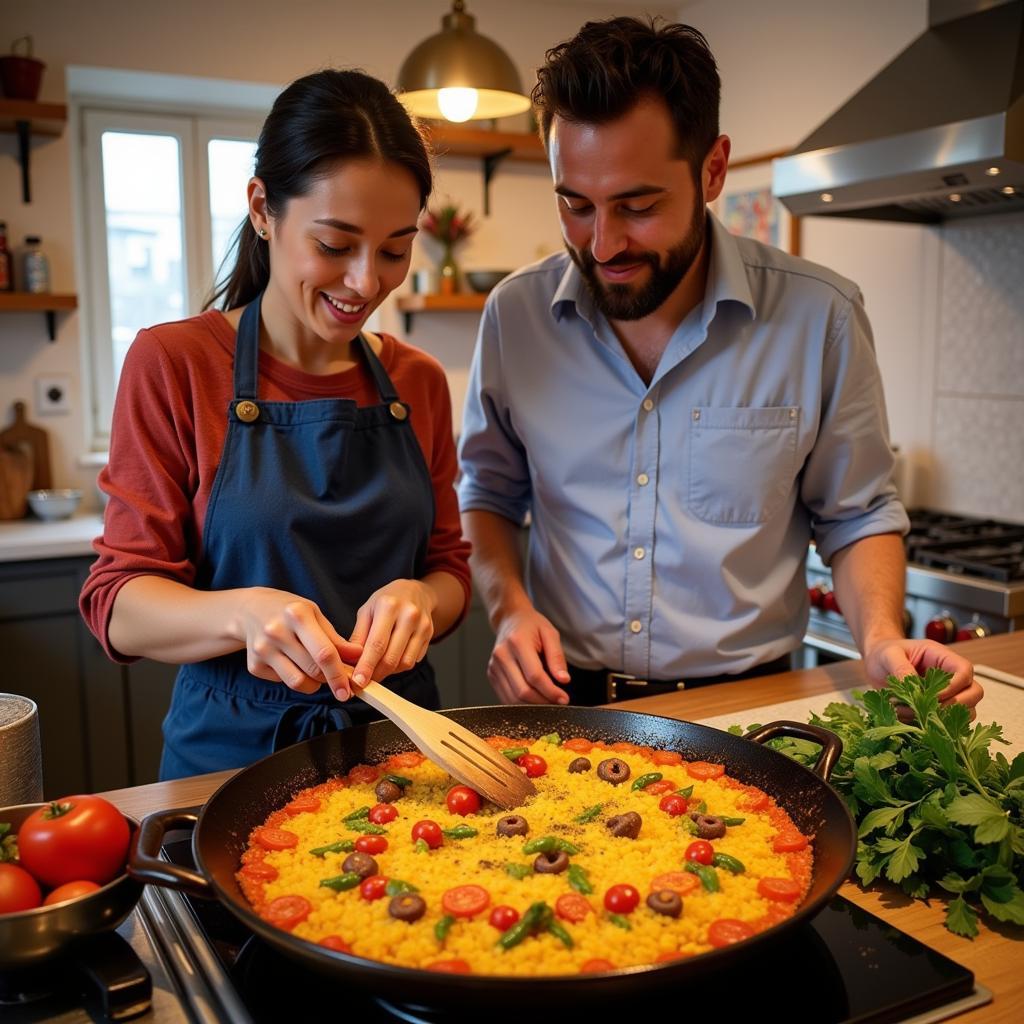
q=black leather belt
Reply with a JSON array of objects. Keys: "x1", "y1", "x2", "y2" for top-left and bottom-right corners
[{"x1": 564, "y1": 654, "x2": 792, "y2": 706}]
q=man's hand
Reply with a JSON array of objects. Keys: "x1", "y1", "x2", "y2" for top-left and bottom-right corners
[
  {"x1": 863, "y1": 637, "x2": 983, "y2": 711},
  {"x1": 488, "y1": 607, "x2": 571, "y2": 705}
]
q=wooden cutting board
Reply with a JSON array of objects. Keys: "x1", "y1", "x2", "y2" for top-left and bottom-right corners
[{"x1": 0, "y1": 401, "x2": 52, "y2": 490}]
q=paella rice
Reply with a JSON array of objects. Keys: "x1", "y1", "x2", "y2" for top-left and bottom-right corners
[{"x1": 237, "y1": 735, "x2": 813, "y2": 975}]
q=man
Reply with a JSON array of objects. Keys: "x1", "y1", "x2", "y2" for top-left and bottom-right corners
[{"x1": 457, "y1": 17, "x2": 981, "y2": 711}]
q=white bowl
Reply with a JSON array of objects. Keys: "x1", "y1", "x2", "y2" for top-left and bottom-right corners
[{"x1": 27, "y1": 489, "x2": 82, "y2": 521}]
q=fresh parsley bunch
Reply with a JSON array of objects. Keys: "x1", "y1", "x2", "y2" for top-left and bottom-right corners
[{"x1": 732, "y1": 668, "x2": 1024, "y2": 937}]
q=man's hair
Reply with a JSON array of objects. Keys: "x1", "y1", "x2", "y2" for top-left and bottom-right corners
[{"x1": 532, "y1": 17, "x2": 720, "y2": 172}]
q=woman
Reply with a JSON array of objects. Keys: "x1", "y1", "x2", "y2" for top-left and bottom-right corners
[{"x1": 80, "y1": 70, "x2": 471, "y2": 780}]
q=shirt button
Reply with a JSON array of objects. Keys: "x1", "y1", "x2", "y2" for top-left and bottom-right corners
[
  {"x1": 629, "y1": 620, "x2": 643, "y2": 634},
  {"x1": 692, "y1": 409, "x2": 701, "y2": 422},
  {"x1": 633, "y1": 547, "x2": 645, "y2": 560},
  {"x1": 636, "y1": 472, "x2": 649, "y2": 486},
  {"x1": 642, "y1": 398, "x2": 654, "y2": 412}
]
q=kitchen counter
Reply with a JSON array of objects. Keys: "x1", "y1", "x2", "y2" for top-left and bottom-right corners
[
  {"x1": 100, "y1": 632, "x2": 1024, "y2": 1023},
  {"x1": 0, "y1": 512, "x2": 103, "y2": 561}
]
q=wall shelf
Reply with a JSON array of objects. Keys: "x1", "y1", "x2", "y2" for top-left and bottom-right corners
[
  {"x1": 395, "y1": 293, "x2": 486, "y2": 333},
  {"x1": 0, "y1": 99, "x2": 68, "y2": 204},
  {"x1": 0, "y1": 292, "x2": 78, "y2": 340}
]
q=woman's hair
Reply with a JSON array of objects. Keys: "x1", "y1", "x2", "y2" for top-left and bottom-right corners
[
  {"x1": 208, "y1": 69, "x2": 432, "y2": 310},
  {"x1": 532, "y1": 17, "x2": 720, "y2": 177}
]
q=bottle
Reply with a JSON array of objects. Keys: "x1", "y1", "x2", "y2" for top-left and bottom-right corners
[
  {"x1": 22, "y1": 235, "x2": 49, "y2": 294},
  {"x1": 0, "y1": 222, "x2": 12, "y2": 292}
]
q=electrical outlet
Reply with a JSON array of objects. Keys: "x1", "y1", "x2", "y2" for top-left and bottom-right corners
[{"x1": 35, "y1": 374, "x2": 73, "y2": 416}]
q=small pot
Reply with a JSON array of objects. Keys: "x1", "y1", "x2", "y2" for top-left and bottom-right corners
[{"x1": 0, "y1": 37, "x2": 46, "y2": 101}]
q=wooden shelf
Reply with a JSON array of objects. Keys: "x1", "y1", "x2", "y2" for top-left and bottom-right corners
[
  {"x1": 0, "y1": 292, "x2": 78, "y2": 340},
  {"x1": 0, "y1": 99, "x2": 68, "y2": 203},
  {"x1": 395, "y1": 292, "x2": 487, "y2": 332}
]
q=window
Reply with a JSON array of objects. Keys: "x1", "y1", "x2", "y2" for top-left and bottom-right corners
[{"x1": 81, "y1": 108, "x2": 259, "y2": 445}]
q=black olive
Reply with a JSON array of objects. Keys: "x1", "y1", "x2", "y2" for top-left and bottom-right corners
[
  {"x1": 533, "y1": 850, "x2": 569, "y2": 874},
  {"x1": 567, "y1": 757, "x2": 592, "y2": 774},
  {"x1": 646, "y1": 889, "x2": 682, "y2": 918},
  {"x1": 606, "y1": 811, "x2": 642, "y2": 839},
  {"x1": 596, "y1": 757, "x2": 631, "y2": 785},
  {"x1": 690, "y1": 813, "x2": 727, "y2": 840},
  {"x1": 496, "y1": 814, "x2": 529, "y2": 837},
  {"x1": 342, "y1": 852, "x2": 379, "y2": 879},
  {"x1": 375, "y1": 779, "x2": 403, "y2": 803},
  {"x1": 388, "y1": 893, "x2": 426, "y2": 922}
]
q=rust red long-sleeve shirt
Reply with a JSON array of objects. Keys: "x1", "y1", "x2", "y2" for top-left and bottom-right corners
[{"x1": 80, "y1": 310, "x2": 471, "y2": 662}]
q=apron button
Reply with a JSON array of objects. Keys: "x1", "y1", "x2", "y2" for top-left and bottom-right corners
[
  {"x1": 235, "y1": 400, "x2": 260, "y2": 423},
  {"x1": 389, "y1": 401, "x2": 408, "y2": 421}
]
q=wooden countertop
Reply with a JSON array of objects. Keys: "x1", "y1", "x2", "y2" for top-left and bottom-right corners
[{"x1": 101, "y1": 633, "x2": 1024, "y2": 1021}]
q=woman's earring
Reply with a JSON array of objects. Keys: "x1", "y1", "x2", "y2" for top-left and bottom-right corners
[{"x1": 257, "y1": 227, "x2": 268, "y2": 238}]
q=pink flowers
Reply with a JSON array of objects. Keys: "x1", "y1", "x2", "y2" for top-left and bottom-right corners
[{"x1": 420, "y1": 202, "x2": 476, "y2": 245}]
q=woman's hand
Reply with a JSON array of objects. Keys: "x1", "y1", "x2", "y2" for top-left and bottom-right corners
[
  {"x1": 235, "y1": 587, "x2": 363, "y2": 699},
  {"x1": 348, "y1": 580, "x2": 437, "y2": 688}
]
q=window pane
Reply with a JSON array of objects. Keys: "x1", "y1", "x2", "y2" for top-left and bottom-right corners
[
  {"x1": 101, "y1": 132, "x2": 186, "y2": 377},
  {"x1": 208, "y1": 139, "x2": 257, "y2": 292}
]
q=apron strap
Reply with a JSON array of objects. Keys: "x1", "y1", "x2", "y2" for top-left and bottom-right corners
[
  {"x1": 233, "y1": 293, "x2": 262, "y2": 400},
  {"x1": 357, "y1": 333, "x2": 400, "y2": 404}
]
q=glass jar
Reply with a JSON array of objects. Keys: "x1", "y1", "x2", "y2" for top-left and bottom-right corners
[{"x1": 22, "y1": 235, "x2": 49, "y2": 293}]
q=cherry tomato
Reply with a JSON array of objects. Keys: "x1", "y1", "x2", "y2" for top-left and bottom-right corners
[
  {"x1": 239, "y1": 861, "x2": 278, "y2": 883},
  {"x1": 708, "y1": 919, "x2": 756, "y2": 947},
  {"x1": 555, "y1": 892, "x2": 593, "y2": 923},
  {"x1": 0, "y1": 862, "x2": 43, "y2": 913},
  {"x1": 355, "y1": 835, "x2": 388, "y2": 854},
  {"x1": 603, "y1": 884, "x2": 640, "y2": 914},
  {"x1": 284, "y1": 794, "x2": 320, "y2": 815},
  {"x1": 411, "y1": 820, "x2": 444, "y2": 849},
  {"x1": 264, "y1": 894, "x2": 312, "y2": 931},
  {"x1": 643, "y1": 779, "x2": 676, "y2": 795},
  {"x1": 360, "y1": 875, "x2": 388, "y2": 901},
  {"x1": 685, "y1": 840, "x2": 714, "y2": 865},
  {"x1": 319, "y1": 934, "x2": 352, "y2": 953},
  {"x1": 686, "y1": 761, "x2": 726, "y2": 781},
  {"x1": 650, "y1": 871, "x2": 701, "y2": 896},
  {"x1": 488, "y1": 905, "x2": 521, "y2": 930},
  {"x1": 579, "y1": 958, "x2": 616, "y2": 973},
  {"x1": 348, "y1": 764, "x2": 380, "y2": 785},
  {"x1": 739, "y1": 790, "x2": 770, "y2": 812},
  {"x1": 368, "y1": 803, "x2": 398, "y2": 825},
  {"x1": 254, "y1": 827, "x2": 299, "y2": 852},
  {"x1": 445, "y1": 785, "x2": 481, "y2": 816},
  {"x1": 442, "y1": 884, "x2": 491, "y2": 918},
  {"x1": 18, "y1": 795, "x2": 130, "y2": 887},
  {"x1": 426, "y1": 960, "x2": 472, "y2": 973},
  {"x1": 773, "y1": 832, "x2": 809, "y2": 853},
  {"x1": 658, "y1": 794, "x2": 688, "y2": 816},
  {"x1": 43, "y1": 880, "x2": 102, "y2": 906},
  {"x1": 515, "y1": 754, "x2": 547, "y2": 778},
  {"x1": 650, "y1": 750, "x2": 684, "y2": 766},
  {"x1": 757, "y1": 877, "x2": 802, "y2": 903}
]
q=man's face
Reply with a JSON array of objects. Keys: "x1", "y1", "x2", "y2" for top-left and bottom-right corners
[{"x1": 549, "y1": 97, "x2": 721, "y2": 322}]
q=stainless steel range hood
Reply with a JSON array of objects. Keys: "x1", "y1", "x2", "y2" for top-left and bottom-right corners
[{"x1": 773, "y1": 0, "x2": 1024, "y2": 223}]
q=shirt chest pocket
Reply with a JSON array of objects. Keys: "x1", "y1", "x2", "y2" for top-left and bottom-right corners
[{"x1": 687, "y1": 406, "x2": 799, "y2": 524}]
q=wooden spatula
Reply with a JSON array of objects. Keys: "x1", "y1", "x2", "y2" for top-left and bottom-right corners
[{"x1": 356, "y1": 681, "x2": 536, "y2": 809}]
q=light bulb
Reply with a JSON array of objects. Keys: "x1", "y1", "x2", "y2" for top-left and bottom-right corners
[{"x1": 438, "y1": 87, "x2": 479, "y2": 122}]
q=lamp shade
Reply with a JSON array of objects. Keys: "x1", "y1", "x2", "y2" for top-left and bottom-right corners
[{"x1": 397, "y1": 1, "x2": 532, "y2": 121}]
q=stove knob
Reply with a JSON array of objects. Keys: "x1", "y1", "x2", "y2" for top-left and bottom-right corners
[
  {"x1": 808, "y1": 585, "x2": 826, "y2": 608},
  {"x1": 822, "y1": 591, "x2": 842, "y2": 615},
  {"x1": 925, "y1": 615, "x2": 956, "y2": 643},
  {"x1": 955, "y1": 621, "x2": 989, "y2": 642}
]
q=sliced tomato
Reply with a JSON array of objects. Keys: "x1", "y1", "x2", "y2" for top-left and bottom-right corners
[
  {"x1": 360, "y1": 875, "x2": 388, "y2": 901},
  {"x1": 650, "y1": 871, "x2": 700, "y2": 896},
  {"x1": 442, "y1": 884, "x2": 491, "y2": 918},
  {"x1": 603, "y1": 884, "x2": 640, "y2": 914},
  {"x1": 284, "y1": 794, "x2": 321, "y2": 815},
  {"x1": 757, "y1": 877, "x2": 803, "y2": 903},
  {"x1": 368, "y1": 803, "x2": 398, "y2": 825},
  {"x1": 389, "y1": 751, "x2": 426, "y2": 769},
  {"x1": 739, "y1": 789, "x2": 770, "y2": 812},
  {"x1": 562, "y1": 738, "x2": 594, "y2": 753},
  {"x1": 0, "y1": 863, "x2": 43, "y2": 913},
  {"x1": 264, "y1": 894, "x2": 311, "y2": 930},
  {"x1": 654, "y1": 950, "x2": 691, "y2": 962},
  {"x1": 555, "y1": 892, "x2": 592, "y2": 923},
  {"x1": 642, "y1": 779, "x2": 676, "y2": 795},
  {"x1": 355, "y1": 835, "x2": 388, "y2": 854},
  {"x1": 579, "y1": 958, "x2": 616, "y2": 973},
  {"x1": 650, "y1": 750, "x2": 684, "y2": 766},
  {"x1": 426, "y1": 960, "x2": 472, "y2": 973},
  {"x1": 254, "y1": 827, "x2": 298, "y2": 851},
  {"x1": 686, "y1": 761, "x2": 726, "y2": 781},
  {"x1": 708, "y1": 918, "x2": 756, "y2": 947},
  {"x1": 489, "y1": 905, "x2": 520, "y2": 930},
  {"x1": 348, "y1": 764, "x2": 380, "y2": 785},
  {"x1": 773, "y1": 832, "x2": 809, "y2": 853},
  {"x1": 240, "y1": 861, "x2": 278, "y2": 882},
  {"x1": 319, "y1": 935, "x2": 352, "y2": 953}
]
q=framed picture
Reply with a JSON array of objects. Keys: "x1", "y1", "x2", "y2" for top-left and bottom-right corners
[{"x1": 711, "y1": 150, "x2": 802, "y2": 257}]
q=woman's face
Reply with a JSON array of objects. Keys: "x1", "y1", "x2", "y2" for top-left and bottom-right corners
[{"x1": 260, "y1": 158, "x2": 422, "y2": 342}]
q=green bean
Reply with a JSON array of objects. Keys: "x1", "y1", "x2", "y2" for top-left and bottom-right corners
[
  {"x1": 319, "y1": 872, "x2": 360, "y2": 891},
  {"x1": 345, "y1": 819, "x2": 387, "y2": 835},
  {"x1": 694, "y1": 800, "x2": 708, "y2": 815},
  {"x1": 719, "y1": 816, "x2": 746, "y2": 827},
  {"x1": 547, "y1": 918, "x2": 574, "y2": 948},
  {"x1": 384, "y1": 774, "x2": 412, "y2": 789},
  {"x1": 505, "y1": 862, "x2": 531, "y2": 880},
  {"x1": 414, "y1": 838, "x2": 430, "y2": 854},
  {"x1": 676, "y1": 785, "x2": 694, "y2": 798},
  {"x1": 501, "y1": 747, "x2": 529, "y2": 760},
  {"x1": 385, "y1": 879, "x2": 419, "y2": 897},
  {"x1": 681, "y1": 816, "x2": 699, "y2": 836},
  {"x1": 539, "y1": 732, "x2": 561, "y2": 746},
  {"x1": 498, "y1": 901, "x2": 547, "y2": 949},
  {"x1": 573, "y1": 804, "x2": 603, "y2": 824},
  {"x1": 631, "y1": 772, "x2": 663, "y2": 791},
  {"x1": 712, "y1": 853, "x2": 746, "y2": 875},
  {"x1": 684, "y1": 861, "x2": 720, "y2": 892},
  {"x1": 607, "y1": 913, "x2": 632, "y2": 930},
  {"x1": 442, "y1": 825, "x2": 479, "y2": 840},
  {"x1": 309, "y1": 840, "x2": 354, "y2": 857},
  {"x1": 522, "y1": 835, "x2": 580, "y2": 855},
  {"x1": 343, "y1": 806, "x2": 370, "y2": 821},
  {"x1": 435, "y1": 914, "x2": 456, "y2": 942},
  {"x1": 567, "y1": 864, "x2": 594, "y2": 895}
]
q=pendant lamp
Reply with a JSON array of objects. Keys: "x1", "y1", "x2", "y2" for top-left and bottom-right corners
[{"x1": 397, "y1": 1, "x2": 532, "y2": 122}]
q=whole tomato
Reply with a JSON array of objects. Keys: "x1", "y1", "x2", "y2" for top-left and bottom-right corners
[
  {"x1": 0, "y1": 862, "x2": 42, "y2": 913},
  {"x1": 43, "y1": 880, "x2": 102, "y2": 906},
  {"x1": 18, "y1": 795, "x2": 130, "y2": 887}
]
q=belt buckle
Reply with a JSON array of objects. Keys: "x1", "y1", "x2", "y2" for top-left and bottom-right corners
[{"x1": 606, "y1": 672, "x2": 642, "y2": 702}]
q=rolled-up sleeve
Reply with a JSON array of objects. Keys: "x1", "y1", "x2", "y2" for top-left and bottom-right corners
[
  {"x1": 457, "y1": 295, "x2": 532, "y2": 525},
  {"x1": 801, "y1": 290, "x2": 909, "y2": 564}
]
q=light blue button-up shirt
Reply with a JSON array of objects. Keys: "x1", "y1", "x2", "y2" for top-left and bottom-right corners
[{"x1": 458, "y1": 213, "x2": 909, "y2": 678}]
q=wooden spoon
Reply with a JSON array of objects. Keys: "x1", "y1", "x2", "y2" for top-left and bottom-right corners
[{"x1": 356, "y1": 681, "x2": 536, "y2": 809}]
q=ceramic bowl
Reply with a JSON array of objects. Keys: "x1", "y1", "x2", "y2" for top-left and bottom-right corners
[
  {"x1": 26, "y1": 489, "x2": 82, "y2": 521},
  {"x1": 465, "y1": 270, "x2": 512, "y2": 293}
]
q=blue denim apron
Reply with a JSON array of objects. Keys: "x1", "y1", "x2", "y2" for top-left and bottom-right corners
[{"x1": 158, "y1": 294, "x2": 439, "y2": 780}]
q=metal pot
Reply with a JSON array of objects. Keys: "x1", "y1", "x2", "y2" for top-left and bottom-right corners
[{"x1": 130, "y1": 706, "x2": 855, "y2": 1010}]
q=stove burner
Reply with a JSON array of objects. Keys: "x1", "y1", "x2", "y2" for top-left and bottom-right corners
[{"x1": 905, "y1": 508, "x2": 1024, "y2": 582}]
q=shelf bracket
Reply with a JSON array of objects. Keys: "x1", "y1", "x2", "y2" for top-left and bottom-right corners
[
  {"x1": 15, "y1": 119, "x2": 31, "y2": 203},
  {"x1": 403, "y1": 310, "x2": 414, "y2": 334},
  {"x1": 46, "y1": 310, "x2": 56, "y2": 341},
  {"x1": 481, "y1": 148, "x2": 513, "y2": 215}
]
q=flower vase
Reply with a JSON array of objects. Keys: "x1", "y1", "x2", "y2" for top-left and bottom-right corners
[{"x1": 439, "y1": 243, "x2": 460, "y2": 295}]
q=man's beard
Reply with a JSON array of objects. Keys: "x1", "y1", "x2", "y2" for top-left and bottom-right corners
[{"x1": 569, "y1": 197, "x2": 707, "y2": 322}]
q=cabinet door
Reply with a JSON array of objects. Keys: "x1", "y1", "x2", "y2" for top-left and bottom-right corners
[
  {"x1": 125, "y1": 659, "x2": 179, "y2": 785},
  {"x1": 461, "y1": 602, "x2": 499, "y2": 707}
]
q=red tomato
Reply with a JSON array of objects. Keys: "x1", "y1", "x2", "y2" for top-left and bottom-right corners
[
  {"x1": 685, "y1": 840, "x2": 714, "y2": 865},
  {"x1": 0, "y1": 862, "x2": 43, "y2": 913},
  {"x1": 360, "y1": 875, "x2": 388, "y2": 901},
  {"x1": 757, "y1": 877, "x2": 802, "y2": 903},
  {"x1": 239, "y1": 862, "x2": 278, "y2": 883},
  {"x1": 579, "y1": 958, "x2": 616, "y2": 973},
  {"x1": 641, "y1": 779, "x2": 674, "y2": 795},
  {"x1": 254, "y1": 827, "x2": 299, "y2": 852},
  {"x1": 650, "y1": 750, "x2": 684, "y2": 766},
  {"x1": 773, "y1": 832, "x2": 809, "y2": 853},
  {"x1": 739, "y1": 790, "x2": 770, "y2": 812},
  {"x1": 368, "y1": 803, "x2": 398, "y2": 825},
  {"x1": 426, "y1": 960, "x2": 472, "y2": 973},
  {"x1": 603, "y1": 884, "x2": 640, "y2": 914},
  {"x1": 348, "y1": 764, "x2": 380, "y2": 785},
  {"x1": 515, "y1": 754, "x2": 547, "y2": 778},
  {"x1": 389, "y1": 751, "x2": 426, "y2": 769},
  {"x1": 43, "y1": 880, "x2": 102, "y2": 906},
  {"x1": 318, "y1": 934, "x2": 352, "y2": 953},
  {"x1": 489, "y1": 905, "x2": 520, "y2": 930},
  {"x1": 18, "y1": 795, "x2": 130, "y2": 887},
  {"x1": 264, "y1": 894, "x2": 311, "y2": 931},
  {"x1": 655, "y1": 950, "x2": 691, "y2": 962},
  {"x1": 411, "y1": 820, "x2": 443, "y2": 849},
  {"x1": 442, "y1": 884, "x2": 491, "y2": 918},
  {"x1": 686, "y1": 761, "x2": 726, "y2": 781},
  {"x1": 658, "y1": 794, "x2": 688, "y2": 816},
  {"x1": 555, "y1": 892, "x2": 593, "y2": 923},
  {"x1": 445, "y1": 785, "x2": 481, "y2": 816},
  {"x1": 650, "y1": 871, "x2": 700, "y2": 896},
  {"x1": 708, "y1": 919, "x2": 756, "y2": 947},
  {"x1": 562, "y1": 738, "x2": 593, "y2": 753},
  {"x1": 355, "y1": 835, "x2": 388, "y2": 854},
  {"x1": 284, "y1": 794, "x2": 320, "y2": 815}
]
